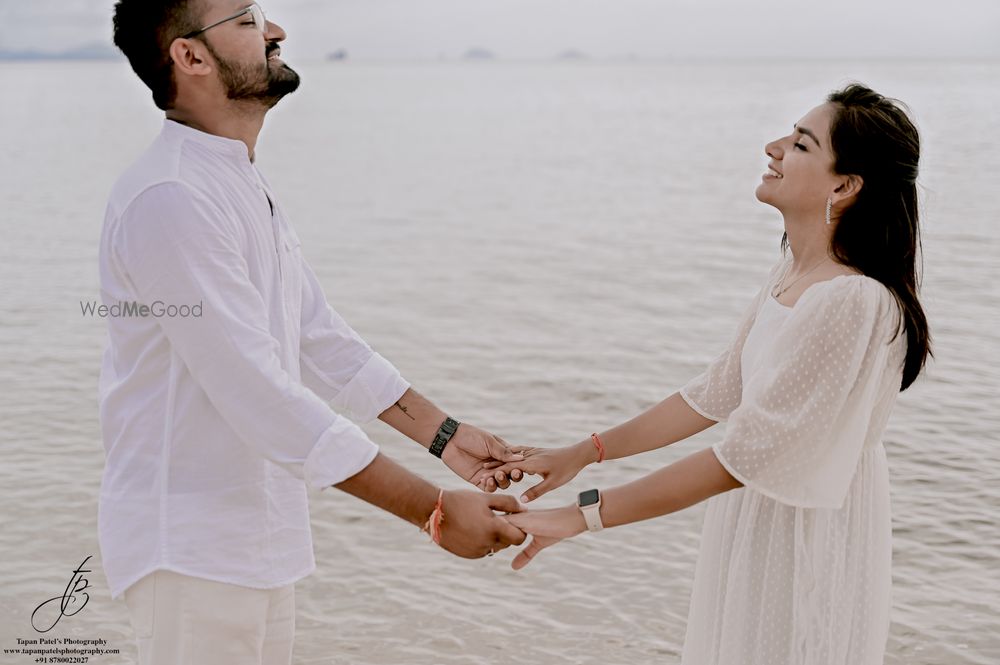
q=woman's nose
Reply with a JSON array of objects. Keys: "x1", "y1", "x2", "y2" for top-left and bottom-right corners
[{"x1": 765, "y1": 138, "x2": 783, "y2": 161}]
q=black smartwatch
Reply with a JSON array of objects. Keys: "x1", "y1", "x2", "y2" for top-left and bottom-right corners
[{"x1": 429, "y1": 417, "x2": 460, "y2": 458}]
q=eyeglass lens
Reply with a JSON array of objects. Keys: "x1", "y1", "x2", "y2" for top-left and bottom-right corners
[{"x1": 250, "y1": 5, "x2": 266, "y2": 32}]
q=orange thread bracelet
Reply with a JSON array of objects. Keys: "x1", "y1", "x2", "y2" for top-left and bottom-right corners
[
  {"x1": 591, "y1": 432, "x2": 606, "y2": 463},
  {"x1": 422, "y1": 489, "x2": 445, "y2": 545}
]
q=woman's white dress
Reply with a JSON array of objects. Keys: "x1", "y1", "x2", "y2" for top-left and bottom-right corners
[{"x1": 678, "y1": 256, "x2": 907, "y2": 665}]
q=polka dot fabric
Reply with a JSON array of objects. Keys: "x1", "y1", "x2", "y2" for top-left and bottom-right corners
[{"x1": 678, "y1": 256, "x2": 906, "y2": 665}]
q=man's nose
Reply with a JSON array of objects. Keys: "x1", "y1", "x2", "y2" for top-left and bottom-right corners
[{"x1": 264, "y1": 20, "x2": 286, "y2": 42}]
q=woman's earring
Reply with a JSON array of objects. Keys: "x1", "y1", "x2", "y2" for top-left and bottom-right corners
[{"x1": 825, "y1": 197, "x2": 833, "y2": 225}]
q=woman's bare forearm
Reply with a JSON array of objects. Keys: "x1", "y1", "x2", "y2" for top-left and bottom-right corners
[
  {"x1": 592, "y1": 391, "x2": 716, "y2": 461},
  {"x1": 600, "y1": 447, "x2": 742, "y2": 528},
  {"x1": 488, "y1": 391, "x2": 720, "y2": 504}
]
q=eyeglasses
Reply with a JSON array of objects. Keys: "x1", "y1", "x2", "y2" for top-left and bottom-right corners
[{"x1": 183, "y1": 3, "x2": 266, "y2": 39}]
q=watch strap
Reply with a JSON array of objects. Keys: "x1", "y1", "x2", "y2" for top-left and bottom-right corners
[
  {"x1": 581, "y1": 505, "x2": 603, "y2": 532},
  {"x1": 429, "y1": 417, "x2": 460, "y2": 458},
  {"x1": 578, "y1": 490, "x2": 604, "y2": 532}
]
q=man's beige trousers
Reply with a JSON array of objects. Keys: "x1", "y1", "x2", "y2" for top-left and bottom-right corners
[{"x1": 124, "y1": 569, "x2": 295, "y2": 665}]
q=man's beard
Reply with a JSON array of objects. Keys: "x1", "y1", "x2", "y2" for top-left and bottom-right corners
[{"x1": 206, "y1": 41, "x2": 300, "y2": 109}]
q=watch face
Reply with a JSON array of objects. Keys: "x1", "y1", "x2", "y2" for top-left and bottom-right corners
[{"x1": 578, "y1": 489, "x2": 600, "y2": 507}]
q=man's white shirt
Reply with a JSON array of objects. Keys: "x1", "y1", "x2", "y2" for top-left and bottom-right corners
[{"x1": 97, "y1": 120, "x2": 409, "y2": 600}]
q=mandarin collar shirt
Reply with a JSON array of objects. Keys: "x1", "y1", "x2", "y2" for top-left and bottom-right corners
[{"x1": 97, "y1": 120, "x2": 409, "y2": 600}]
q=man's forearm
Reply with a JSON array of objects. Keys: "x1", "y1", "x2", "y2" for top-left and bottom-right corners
[
  {"x1": 378, "y1": 388, "x2": 449, "y2": 448},
  {"x1": 334, "y1": 452, "x2": 439, "y2": 527}
]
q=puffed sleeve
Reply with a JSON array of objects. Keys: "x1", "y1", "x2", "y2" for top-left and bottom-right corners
[
  {"x1": 679, "y1": 260, "x2": 787, "y2": 422},
  {"x1": 712, "y1": 276, "x2": 901, "y2": 509}
]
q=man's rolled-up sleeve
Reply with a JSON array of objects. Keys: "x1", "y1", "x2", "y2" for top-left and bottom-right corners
[
  {"x1": 114, "y1": 182, "x2": 378, "y2": 490},
  {"x1": 297, "y1": 257, "x2": 410, "y2": 422}
]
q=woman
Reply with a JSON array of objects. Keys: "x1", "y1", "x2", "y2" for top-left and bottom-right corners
[{"x1": 488, "y1": 83, "x2": 931, "y2": 665}]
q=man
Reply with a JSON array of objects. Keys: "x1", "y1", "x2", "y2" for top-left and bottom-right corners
[{"x1": 101, "y1": 2, "x2": 524, "y2": 663}]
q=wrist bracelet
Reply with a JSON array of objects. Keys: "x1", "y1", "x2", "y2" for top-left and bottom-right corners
[
  {"x1": 429, "y1": 417, "x2": 460, "y2": 458},
  {"x1": 422, "y1": 489, "x2": 445, "y2": 544},
  {"x1": 591, "y1": 432, "x2": 606, "y2": 463}
]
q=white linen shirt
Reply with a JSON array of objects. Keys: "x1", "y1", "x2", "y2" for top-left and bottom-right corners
[{"x1": 97, "y1": 119, "x2": 410, "y2": 601}]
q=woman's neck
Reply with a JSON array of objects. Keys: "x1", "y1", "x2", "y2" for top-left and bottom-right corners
[{"x1": 784, "y1": 217, "x2": 833, "y2": 272}]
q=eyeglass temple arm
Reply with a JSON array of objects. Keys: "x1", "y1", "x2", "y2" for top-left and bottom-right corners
[{"x1": 183, "y1": 6, "x2": 253, "y2": 39}]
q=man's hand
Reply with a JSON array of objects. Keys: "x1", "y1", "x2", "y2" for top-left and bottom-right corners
[
  {"x1": 436, "y1": 490, "x2": 527, "y2": 558},
  {"x1": 442, "y1": 424, "x2": 526, "y2": 491}
]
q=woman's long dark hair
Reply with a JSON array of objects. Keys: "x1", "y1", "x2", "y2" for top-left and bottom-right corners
[{"x1": 782, "y1": 83, "x2": 932, "y2": 391}]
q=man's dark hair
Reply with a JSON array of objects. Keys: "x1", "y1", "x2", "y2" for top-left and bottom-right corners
[{"x1": 112, "y1": 0, "x2": 205, "y2": 110}]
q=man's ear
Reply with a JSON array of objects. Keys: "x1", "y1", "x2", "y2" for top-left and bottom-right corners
[
  {"x1": 833, "y1": 174, "x2": 864, "y2": 205},
  {"x1": 168, "y1": 38, "x2": 212, "y2": 77}
]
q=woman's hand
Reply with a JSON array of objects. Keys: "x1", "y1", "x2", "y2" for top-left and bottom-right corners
[
  {"x1": 480, "y1": 440, "x2": 598, "y2": 503},
  {"x1": 506, "y1": 505, "x2": 587, "y2": 569}
]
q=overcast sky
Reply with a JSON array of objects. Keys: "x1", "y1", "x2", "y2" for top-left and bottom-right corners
[{"x1": 2, "y1": 0, "x2": 998, "y2": 60}]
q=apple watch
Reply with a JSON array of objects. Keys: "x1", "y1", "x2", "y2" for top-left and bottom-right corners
[{"x1": 577, "y1": 489, "x2": 603, "y2": 532}]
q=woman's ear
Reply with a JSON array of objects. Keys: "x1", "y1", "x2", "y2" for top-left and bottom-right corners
[{"x1": 833, "y1": 174, "x2": 864, "y2": 205}]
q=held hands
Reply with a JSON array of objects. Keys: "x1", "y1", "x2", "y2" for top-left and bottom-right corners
[
  {"x1": 482, "y1": 438, "x2": 602, "y2": 568},
  {"x1": 432, "y1": 490, "x2": 587, "y2": 568},
  {"x1": 441, "y1": 423, "x2": 528, "y2": 491},
  {"x1": 505, "y1": 504, "x2": 587, "y2": 569},
  {"x1": 436, "y1": 430, "x2": 601, "y2": 566},
  {"x1": 437, "y1": 490, "x2": 526, "y2": 558},
  {"x1": 483, "y1": 440, "x2": 598, "y2": 503}
]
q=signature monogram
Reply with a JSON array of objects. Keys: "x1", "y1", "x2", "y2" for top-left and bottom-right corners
[{"x1": 30, "y1": 556, "x2": 93, "y2": 633}]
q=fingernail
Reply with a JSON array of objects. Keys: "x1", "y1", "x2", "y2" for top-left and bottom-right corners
[
  {"x1": 511, "y1": 454, "x2": 524, "y2": 460},
  {"x1": 520, "y1": 495, "x2": 530, "y2": 503}
]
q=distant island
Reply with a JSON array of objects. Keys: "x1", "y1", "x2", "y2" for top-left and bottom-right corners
[
  {"x1": 463, "y1": 48, "x2": 496, "y2": 61},
  {"x1": 555, "y1": 49, "x2": 589, "y2": 60},
  {"x1": 326, "y1": 49, "x2": 349, "y2": 61},
  {"x1": 0, "y1": 43, "x2": 119, "y2": 61}
]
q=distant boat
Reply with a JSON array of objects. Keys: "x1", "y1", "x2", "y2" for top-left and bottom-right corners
[
  {"x1": 463, "y1": 48, "x2": 496, "y2": 61},
  {"x1": 326, "y1": 49, "x2": 349, "y2": 61}
]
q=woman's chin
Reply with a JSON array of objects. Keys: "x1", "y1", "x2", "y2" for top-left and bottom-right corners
[
  {"x1": 754, "y1": 190, "x2": 784, "y2": 217},
  {"x1": 754, "y1": 184, "x2": 774, "y2": 205}
]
